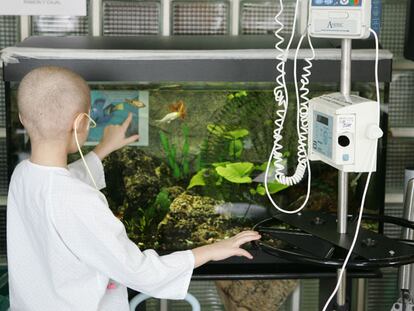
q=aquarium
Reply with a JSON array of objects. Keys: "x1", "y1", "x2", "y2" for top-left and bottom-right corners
[{"x1": 8, "y1": 81, "x2": 384, "y2": 253}]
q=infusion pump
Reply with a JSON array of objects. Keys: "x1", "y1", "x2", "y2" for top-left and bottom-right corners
[
  {"x1": 306, "y1": 0, "x2": 372, "y2": 39},
  {"x1": 308, "y1": 93, "x2": 382, "y2": 173}
]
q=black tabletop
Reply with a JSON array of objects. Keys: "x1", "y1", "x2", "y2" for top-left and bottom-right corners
[{"x1": 160, "y1": 250, "x2": 381, "y2": 280}]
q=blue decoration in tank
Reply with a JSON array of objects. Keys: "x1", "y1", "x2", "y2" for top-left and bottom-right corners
[{"x1": 87, "y1": 90, "x2": 149, "y2": 146}]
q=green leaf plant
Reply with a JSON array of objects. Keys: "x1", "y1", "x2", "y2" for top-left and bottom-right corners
[{"x1": 159, "y1": 123, "x2": 191, "y2": 180}]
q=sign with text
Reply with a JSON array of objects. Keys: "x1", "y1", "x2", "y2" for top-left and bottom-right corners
[{"x1": 0, "y1": 0, "x2": 86, "y2": 16}]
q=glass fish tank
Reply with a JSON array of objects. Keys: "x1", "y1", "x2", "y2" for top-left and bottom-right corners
[{"x1": 8, "y1": 80, "x2": 384, "y2": 253}]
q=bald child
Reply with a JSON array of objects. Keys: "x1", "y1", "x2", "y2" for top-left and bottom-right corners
[{"x1": 7, "y1": 66, "x2": 260, "y2": 311}]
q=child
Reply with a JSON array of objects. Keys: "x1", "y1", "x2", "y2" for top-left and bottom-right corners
[{"x1": 7, "y1": 66, "x2": 261, "y2": 311}]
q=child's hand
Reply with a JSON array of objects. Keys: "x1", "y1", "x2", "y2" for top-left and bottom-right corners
[
  {"x1": 191, "y1": 231, "x2": 261, "y2": 268},
  {"x1": 93, "y1": 113, "x2": 139, "y2": 160}
]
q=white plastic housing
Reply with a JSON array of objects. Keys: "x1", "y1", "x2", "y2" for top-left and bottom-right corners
[
  {"x1": 308, "y1": 0, "x2": 372, "y2": 39},
  {"x1": 308, "y1": 93, "x2": 380, "y2": 172}
]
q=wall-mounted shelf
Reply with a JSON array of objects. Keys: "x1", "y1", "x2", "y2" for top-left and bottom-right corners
[
  {"x1": 393, "y1": 58, "x2": 414, "y2": 71},
  {"x1": 385, "y1": 192, "x2": 404, "y2": 204},
  {"x1": 390, "y1": 127, "x2": 414, "y2": 138}
]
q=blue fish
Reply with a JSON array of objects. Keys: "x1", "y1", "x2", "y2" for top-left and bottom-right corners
[{"x1": 91, "y1": 98, "x2": 124, "y2": 125}]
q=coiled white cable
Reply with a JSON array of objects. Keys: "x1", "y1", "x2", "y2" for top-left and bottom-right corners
[
  {"x1": 322, "y1": 28, "x2": 381, "y2": 311},
  {"x1": 265, "y1": 0, "x2": 314, "y2": 214}
]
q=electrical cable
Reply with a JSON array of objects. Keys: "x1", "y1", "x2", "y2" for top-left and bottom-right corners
[
  {"x1": 74, "y1": 112, "x2": 98, "y2": 189},
  {"x1": 265, "y1": 0, "x2": 315, "y2": 214},
  {"x1": 321, "y1": 28, "x2": 381, "y2": 311}
]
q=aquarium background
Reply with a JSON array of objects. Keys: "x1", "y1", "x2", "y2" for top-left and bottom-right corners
[{"x1": 9, "y1": 82, "x2": 382, "y2": 253}]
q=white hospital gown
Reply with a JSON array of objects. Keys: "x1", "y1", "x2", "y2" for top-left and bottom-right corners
[{"x1": 7, "y1": 152, "x2": 194, "y2": 311}]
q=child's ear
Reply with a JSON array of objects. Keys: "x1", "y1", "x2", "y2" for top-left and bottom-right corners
[
  {"x1": 73, "y1": 113, "x2": 86, "y2": 132},
  {"x1": 18, "y1": 113, "x2": 25, "y2": 126},
  {"x1": 72, "y1": 116, "x2": 78, "y2": 132},
  {"x1": 73, "y1": 116, "x2": 91, "y2": 143}
]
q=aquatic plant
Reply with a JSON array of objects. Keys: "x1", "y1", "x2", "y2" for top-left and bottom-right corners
[
  {"x1": 159, "y1": 131, "x2": 180, "y2": 178},
  {"x1": 181, "y1": 124, "x2": 190, "y2": 176},
  {"x1": 215, "y1": 162, "x2": 254, "y2": 184},
  {"x1": 250, "y1": 160, "x2": 289, "y2": 196},
  {"x1": 190, "y1": 115, "x2": 289, "y2": 203},
  {"x1": 226, "y1": 90, "x2": 248, "y2": 100},
  {"x1": 188, "y1": 161, "x2": 288, "y2": 199},
  {"x1": 206, "y1": 124, "x2": 249, "y2": 161},
  {"x1": 188, "y1": 161, "x2": 254, "y2": 190},
  {"x1": 154, "y1": 189, "x2": 171, "y2": 220},
  {"x1": 124, "y1": 188, "x2": 172, "y2": 245},
  {"x1": 250, "y1": 182, "x2": 289, "y2": 196},
  {"x1": 187, "y1": 168, "x2": 207, "y2": 189},
  {"x1": 191, "y1": 117, "x2": 289, "y2": 200},
  {"x1": 159, "y1": 123, "x2": 191, "y2": 179},
  {"x1": 200, "y1": 90, "x2": 281, "y2": 167}
]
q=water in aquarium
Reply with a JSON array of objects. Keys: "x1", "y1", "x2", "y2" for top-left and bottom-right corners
[{"x1": 9, "y1": 82, "x2": 381, "y2": 252}]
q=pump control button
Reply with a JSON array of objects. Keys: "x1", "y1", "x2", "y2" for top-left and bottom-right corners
[{"x1": 338, "y1": 135, "x2": 350, "y2": 147}]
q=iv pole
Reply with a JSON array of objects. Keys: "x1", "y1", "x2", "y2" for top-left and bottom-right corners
[{"x1": 337, "y1": 38, "x2": 352, "y2": 309}]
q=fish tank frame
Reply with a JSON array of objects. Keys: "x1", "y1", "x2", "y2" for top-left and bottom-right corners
[{"x1": 2, "y1": 35, "x2": 393, "y2": 281}]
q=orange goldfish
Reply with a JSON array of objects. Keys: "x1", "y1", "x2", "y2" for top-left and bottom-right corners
[{"x1": 155, "y1": 100, "x2": 186, "y2": 124}]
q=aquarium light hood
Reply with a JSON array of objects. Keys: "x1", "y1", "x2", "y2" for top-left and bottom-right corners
[
  {"x1": 1, "y1": 36, "x2": 392, "y2": 83},
  {"x1": 1, "y1": 46, "x2": 392, "y2": 64}
]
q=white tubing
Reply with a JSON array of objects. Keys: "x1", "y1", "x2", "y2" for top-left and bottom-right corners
[{"x1": 74, "y1": 113, "x2": 98, "y2": 189}]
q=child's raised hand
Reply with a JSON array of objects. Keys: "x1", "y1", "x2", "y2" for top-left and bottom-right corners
[
  {"x1": 93, "y1": 113, "x2": 139, "y2": 160},
  {"x1": 191, "y1": 231, "x2": 261, "y2": 268}
]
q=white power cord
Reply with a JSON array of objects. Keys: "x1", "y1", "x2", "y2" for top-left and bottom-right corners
[
  {"x1": 321, "y1": 28, "x2": 381, "y2": 310},
  {"x1": 74, "y1": 113, "x2": 98, "y2": 189},
  {"x1": 265, "y1": 0, "x2": 314, "y2": 214}
]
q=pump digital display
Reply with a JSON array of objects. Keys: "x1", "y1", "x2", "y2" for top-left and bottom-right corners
[
  {"x1": 313, "y1": 112, "x2": 333, "y2": 159},
  {"x1": 312, "y1": 0, "x2": 361, "y2": 6},
  {"x1": 317, "y1": 115, "x2": 329, "y2": 126}
]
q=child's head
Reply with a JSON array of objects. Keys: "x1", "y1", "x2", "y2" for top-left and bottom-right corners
[{"x1": 17, "y1": 66, "x2": 91, "y2": 153}]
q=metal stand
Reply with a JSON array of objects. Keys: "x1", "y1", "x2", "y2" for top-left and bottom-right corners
[
  {"x1": 160, "y1": 299, "x2": 168, "y2": 311},
  {"x1": 393, "y1": 178, "x2": 414, "y2": 311},
  {"x1": 337, "y1": 38, "x2": 352, "y2": 310},
  {"x1": 355, "y1": 279, "x2": 366, "y2": 311},
  {"x1": 399, "y1": 179, "x2": 414, "y2": 293},
  {"x1": 402, "y1": 168, "x2": 414, "y2": 299}
]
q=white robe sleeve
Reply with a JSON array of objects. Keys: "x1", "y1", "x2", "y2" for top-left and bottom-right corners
[
  {"x1": 68, "y1": 152, "x2": 106, "y2": 190},
  {"x1": 50, "y1": 184, "x2": 194, "y2": 300}
]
